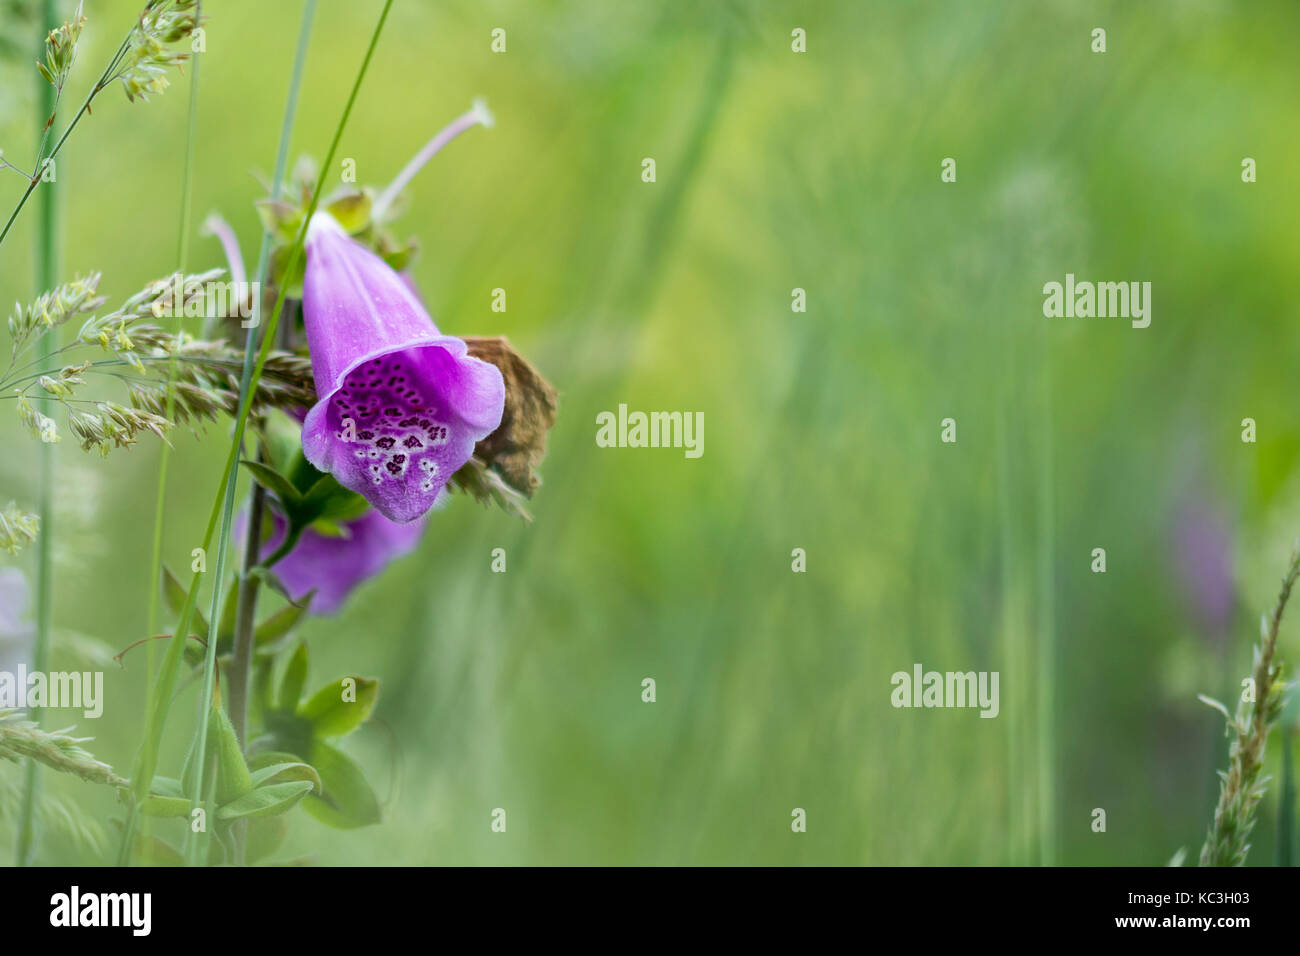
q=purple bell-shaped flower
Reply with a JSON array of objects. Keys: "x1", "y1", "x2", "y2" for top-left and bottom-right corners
[{"x1": 299, "y1": 212, "x2": 504, "y2": 523}]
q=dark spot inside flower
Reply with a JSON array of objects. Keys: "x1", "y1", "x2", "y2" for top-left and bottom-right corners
[
  {"x1": 386, "y1": 460, "x2": 401, "y2": 475},
  {"x1": 358, "y1": 430, "x2": 374, "y2": 440},
  {"x1": 384, "y1": 407, "x2": 400, "y2": 417},
  {"x1": 392, "y1": 454, "x2": 406, "y2": 464},
  {"x1": 399, "y1": 417, "x2": 419, "y2": 427},
  {"x1": 376, "y1": 436, "x2": 395, "y2": 449},
  {"x1": 403, "y1": 435, "x2": 423, "y2": 448}
]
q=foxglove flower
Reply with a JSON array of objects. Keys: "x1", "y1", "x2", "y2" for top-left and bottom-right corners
[
  {"x1": 252, "y1": 509, "x2": 429, "y2": 615},
  {"x1": 300, "y1": 212, "x2": 505, "y2": 522}
]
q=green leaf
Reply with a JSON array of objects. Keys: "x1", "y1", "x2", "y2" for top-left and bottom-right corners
[
  {"x1": 286, "y1": 450, "x2": 327, "y2": 495},
  {"x1": 134, "y1": 834, "x2": 185, "y2": 867},
  {"x1": 214, "y1": 706, "x2": 254, "y2": 805},
  {"x1": 240, "y1": 460, "x2": 302, "y2": 507},
  {"x1": 249, "y1": 761, "x2": 321, "y2": 793},
  {"x1": 301, "y1": 741, "x2": 381, "y2": 829},
  {"x1": 140, "y1": 794, "x2": 192, "y2": 818},
  {"x1": 254, "y1": 199, "x2": 304, "y2": 244},
  {"x1": 324, "y1": 190, "x2": 372, "y2": 234},
  {"x1": 376, "y1": 232, "x2": 418, "y2": 273},
  {"x1": 150, "y1": 776, "x2": 186, "y2": 799},
  {"x1": 318, "y1": 492, "x2": 370, "y2": 524},
  {"x1": 253, "y1": 660, "x2": 277, "y2": 721},
  {"x1": 249, "y1": 566, "x2": 302, "y2": 606},
  {"x1": 217, "y1": 780, "x2": 314, "y2": 821},
  {"x1": 307, "y1": 518, "x2": 349, "y2": 539},
  {"x1": 255, "y1": 601, "x2": 308, "y2": 648},
  {"x1": 160, "y1": 565, "x2": 186, "y2": 616},
  {"x1": 248, "y1": 749, "x2": 306, "y2": 771},
  {"x1": 270, "y1": 244, "x2": 306, "y2": 299},
  {"x1": 161, "y1": 565, "x2": 209, "y2": 642},
  {"x1": 299, "y1": 676, "x2": 379, "y2": 738},
  {"x1": 245, "y1": 816, "x2": 290, "y2": 865},
  {"x1": 279, "y1": 642, "x2": 308, "y2": 712},
  {"x1": 299, "y1": 473, "x2": 368, "y2": 524}
]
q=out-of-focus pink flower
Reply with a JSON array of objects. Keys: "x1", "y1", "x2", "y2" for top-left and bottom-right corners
[
  {"x1": 255, "y1": 508, "x2": 429, "y2": 615},
  {"x1": 1174, "y1": 501, "x2": 1235, "y2": 639}
]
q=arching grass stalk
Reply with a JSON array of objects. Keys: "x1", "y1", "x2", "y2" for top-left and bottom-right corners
[
  {"x1": 15, "y1": 0, "x2": 60, "y2": 867},
  {"x1": 181, "y1": 0, "x2": 392, "y2": 867},
  {"x1": 139, "y1": 0, "x2": 203, "y2": 855},
  {"x1": 0, "y1": 13, "x2": 135, "y2": 251}
]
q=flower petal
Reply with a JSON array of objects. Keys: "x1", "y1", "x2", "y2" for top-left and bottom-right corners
[
  {"x1": 253, "y1": 509, "x2": 430, "y2": 616},
  {"x1": 300, "y1": 213, "x2": 504, "y2": 522}
]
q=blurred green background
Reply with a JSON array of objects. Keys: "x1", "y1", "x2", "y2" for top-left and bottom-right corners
[{"x1": 2, "y1": 0, "x2": 1300, "y2": 865}]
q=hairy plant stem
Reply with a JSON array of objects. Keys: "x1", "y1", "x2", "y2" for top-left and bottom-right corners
[
  {"x1": 184, "y1": 0, "x2": 383, "y2": 868},
  {"x1": 226, "y1": 478, "x2": 264, "y2": 866},
  {"x1": 228, "y1": 481, "x2": 265, "y2": 748},
  {"x1": 15, "y1": 0, "x2": 59, "y2": 867}
]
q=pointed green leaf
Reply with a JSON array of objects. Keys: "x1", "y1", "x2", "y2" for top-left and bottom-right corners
[
  {"x1": 248, "y1": 750, "x2": 306, "y2": 771},
  {"x1": 279, "y1": 642, "x2": 308, "y2": 712},
  {"x1": 214, "y1": 706, "x2": 254, "y2": 805},
  {"x1": 299, "y1": 473, "x2": 368, "y2": 523},
  {"x1": 269, "y1": 244, "x2": 306, "y2": 299},
  {"x1": 245, "y1": 815, "x2": 290, "y2": 865},
  {"x1": 150, "y1": 776, "x2": 186, "y2": 799},
  {"x1": 240, "y1": 460, "x2": 302, "y2": 507},
  {"x1": 161, "y1": 565, "x2": 209, "y2": 641},
  {"x1": 255, "y1": 601, "x2": 307, "y2": 647},
  {"x1": 323, "y1": 190, "x2": 372, "y2": 234},
  {"x1": 254, "y1": 199, "x2": 303, "y2": 244},
  {"x1": 249, "y1": 761, "x2": 320, "y2": 793},
  {"x1": 135, "y1": 835, "x2": 185, "y2": 867},
  {"x1": 217, "y1": 780, "x2": 314, "y2": 821},
  {"x1": 307, "y1": 518, "x2": 349, "y2": 539},
  {"x1": 299, "y1": 676, "x2": 378, "y2": 738},
  {"x1": 301, "y1": 740, "x2": 381, "y2": 830},
  {"x1": 140, "y1": 794, "x2": 192, "y2": 818},
  {"x1": 249, "y1": 566, "x2": 302, "y2": 606}
]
